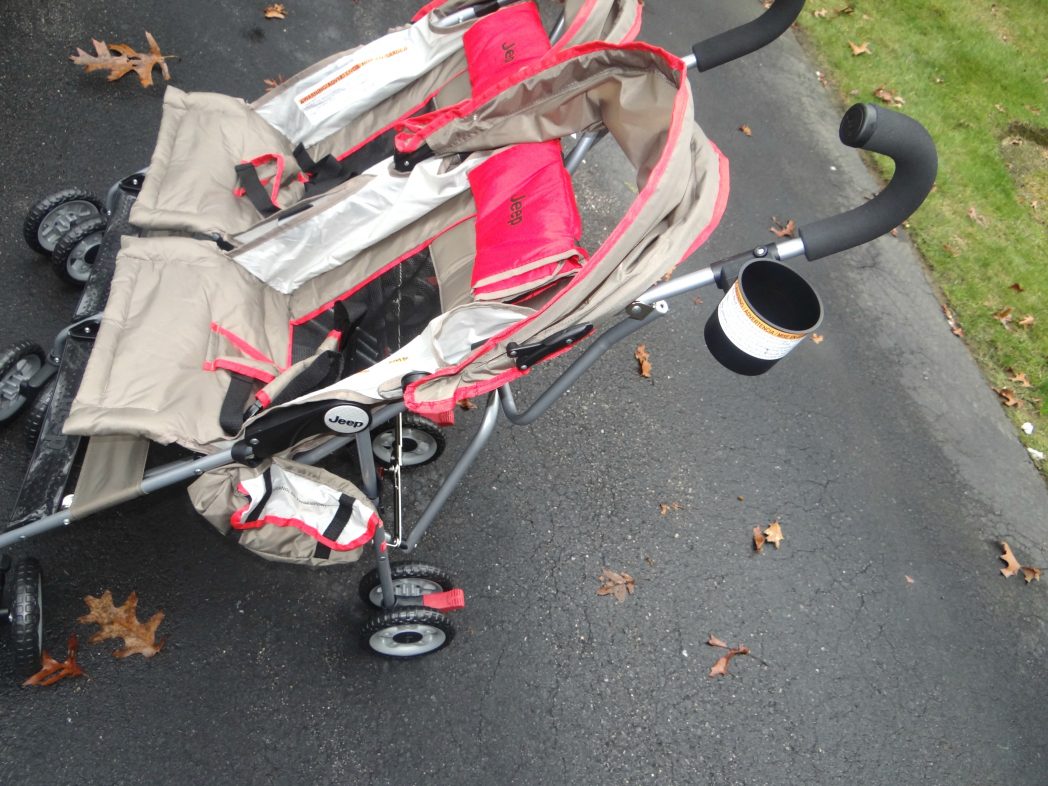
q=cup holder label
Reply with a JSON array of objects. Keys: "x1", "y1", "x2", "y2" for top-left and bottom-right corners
[{"x1": 718, "y1": 283, "x2": 806, "y2": 361}]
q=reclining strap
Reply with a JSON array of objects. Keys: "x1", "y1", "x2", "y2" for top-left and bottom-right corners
[
  {"x1": 268, "y1": 350, "x2": 345, "y2": 409},
  {"x1": 220, "y1": 373, "x2": 258, "y2": 435},
  {"x1": 293, "y1": 143, "x2": 354, "y2": 196},
  {"x1": 235, "y1": 162, "x2": 281, "y2": 217}
]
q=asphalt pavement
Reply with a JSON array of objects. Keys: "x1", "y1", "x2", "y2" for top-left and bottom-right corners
[{"x1": 0, "y1": 1, "x2": 1045, "y2": 784}]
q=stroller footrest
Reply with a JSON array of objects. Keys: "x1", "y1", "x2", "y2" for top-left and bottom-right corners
[{"x1": 421, "y1": 588, "x2": 465, "y2": 613}]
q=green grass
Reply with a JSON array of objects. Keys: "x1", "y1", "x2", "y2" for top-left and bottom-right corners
[{"x1": 795, "y1": 0, "x2": 1048, "y2": 471}]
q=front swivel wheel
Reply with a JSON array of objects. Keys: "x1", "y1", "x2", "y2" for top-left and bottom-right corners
[{"x1": 362, "y1": 608, "x2": 454, "y2": 658}]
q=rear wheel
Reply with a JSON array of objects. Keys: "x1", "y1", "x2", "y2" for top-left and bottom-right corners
[
  {"x1": 52, "y1": 215, "x2": 107, "y2": 286},
  {"x1": 358, "y1": 562, "x2": 456, "y2": 608},
  {"x1": 0, "y1": 340, "x2": 46, "y2": 424},
  {"x1": 10, "y1": 558, "x2": 44, "y2": 679},
  {"x1": 23, "y1": 188, "x2": 104, "y2": 254},
  {"x1": 371, "y1": 415, "x2": 446, "y2": 468}
]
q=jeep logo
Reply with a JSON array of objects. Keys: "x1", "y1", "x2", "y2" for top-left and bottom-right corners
[
  {"x1": 502, "y1": 41, "x2": 515, "y2": 63},
  {"x1": 323, "y1": 404, "x2": 370, "y2": 434},
  {"x1": 508, "y1": 193, "x2": 525, "y2": 226}
]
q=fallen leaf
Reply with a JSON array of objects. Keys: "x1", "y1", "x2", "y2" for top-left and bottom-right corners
[
  {"x1": 263, "y1": 74, "x2": 287, "y2": 91},
  {"x1": 1018, "y1": 314, "x2": 1035, "y2": 328},
  {"x1": 905, "y1": 575, "x2": 915, "y2": 584},
  {"x1": 942, "y1": 304, "x2": 964, "y2": 337},
  {"x1": 999, "y1": 541, "x2": 1021, "y2": 577},
  {"x1": 22, "y1": 635, "x2": 86, "y2": 687},
  {"x1": 873, "y1": 85, "x2": 904, "y2": 106},
  {"x1": 79, "y1": 590, "x2": 166, "y2": 658},
  {"x1": 811, "y1": 333, "x2": 824, "y2": 344},
  {"x1": 264, "y1": 3, "x2": 288, "y2": 19},
  {"x1": 812, "y1": 8, "x2": 829, "y2": 18},
  {"x1": 457, "y1": 398, "x2": 476, "y2": 410},
  {"x1": 1022, "y1": 566, "x2": 1041, "y2": 583},
  {"x1": 994, "y1": 103, "x2": 1006, "y2": 113},
  {"x1": 643, "y1": 554, "x2": 656, "y2": 567},
  {"x1": 769, "y1": 217, "x2": 797, "y2": 238},
  {"x1": 764, "y1": 520, "x2": 784, "y2": 549},
  {"x1": 848, "y1": 41, "x2": 871, "y2": 56},
  {"x1": 753, "y1": 526, "x2": 766, "y2": 553},
  {"x1": 739, "y1": 124, "x2": 753, "y2": 137},
  {"x1": 993, "y1": 387, "x2": 1021, "y2": 407},
  {"x1": 692, "y1": 295, "x2": 703, "y2": 305},
  {"x1": 597, "y1": 568, "x2": 636, "y2": 602},
  {"x1": 993, "y1": 306, "x2": 1013, "y2": 329},
  {"x1": 707, "y1": 634, "x2": 729, "y2": 649},
  {"x1": 634, "y1": 344, "x2": 652, "y2": 379},
  {"x1": 709, "y1": 645, "x2": 750, "y2": 677},
  {"x1": 659, "y1": 502, "x2": 682, "y2": 516},
  {"x1": 967, "y1": 206, "x2": 989, "y2": 226},
  {"x1": 737, "y1": 495, "x2": 744, "y2": 502},
  {"x1": 1009, "y1": 282, "x2": 1025, "y2": 293},
  {"x1": 1008, "y1": 371, "x2": 1032, "y2": 388},
  {"x1": 70, "y1": 32, "x2": 172, "y2": 88}
]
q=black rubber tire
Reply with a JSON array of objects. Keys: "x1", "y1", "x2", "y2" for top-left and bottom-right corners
[
  {"x1": 51, "y1": 215, "x2": 108, "y2": 287},
  {"x1": 362, "y1": 608, "x2": 454, "y2": 658},
  {"x1": 10, "y1": 558, "x2": 44, "y2": 679},
  {"x1": 23, "y1": 377, "x2": 56, "y2": 450},
  {"x1": 22, "y1": 188, "x2": 104, "y2": 254},
  {"x1": 0, "y1": 340, "x2": 46, "y2": 424},
  {"x1": 371, "y1": 415, "x2": 447, "y2": 468},
  {"x1": 358, "y1": 562, "x2": 456, "y2": 608}
]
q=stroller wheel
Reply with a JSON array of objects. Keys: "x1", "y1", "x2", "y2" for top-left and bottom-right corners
[
  {"x1": 0, "y1": 340, "x2": 46, "y2": 424},
  {"x1": 24, "y1": 377, "x2": 57, "y2": 450},
  {"x1": 9, "y1": 558, "x2": 44, "y2": 679},
  {"x1": 358, "y1": 562, "x2": 456, "y2": 608},
  {"x1": 52, "y1": 215, "x2": 107, "y2": 287},
  {"x1": 371, "y1": 415, "x2": 446, "y2": 468},
  {"x1": 23, "y1": 188, "x2": 104, "y2": 254},
  {"x1": 362, "y1": 608, "x2": 454, "y2": 658}
]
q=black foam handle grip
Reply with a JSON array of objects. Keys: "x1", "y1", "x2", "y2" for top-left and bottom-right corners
[
  {"x1": 691, "y1": 0, "x2": 805, "y2": 72},
  {"x1": 798, "y1": 104, "x2": 938, "y2": 261}
]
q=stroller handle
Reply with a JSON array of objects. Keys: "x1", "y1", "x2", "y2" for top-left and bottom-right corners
[
  {"x1": 689, "y1": 0, "x2": 805, "y2": 72},
  {"x1": 796, "y1": 103, "x2": 938, "y2": 261}
]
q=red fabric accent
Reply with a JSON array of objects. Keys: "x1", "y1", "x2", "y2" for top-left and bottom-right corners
[
  {"x1": 238, "y1": 153, "x2": 286, "y2": 208},
  {"x1": 468, "y1": 142, "x2": 585, "y2": 299},
  {"x1": 679, "y1": 141, "x2": 731, "y2": 262},
  {"x1": 621, "y1": 1, "x2": 644, "y2": 43},
  {"x1": 394, "y1": 42, "x2": 682, "y2": 154},
  {"x1": 285, "y1": 215, "x2": 474, "y2": 367},
  {"x1": 402, "y1": 45, "x2": 723, "y2": 416},
  {"x1": 463, "y1": 2, "x2": 549, "y2": 96},
  {"x1": 231, "y1": 489, "x2": 380, "y2": 553},
  {"x1": 256, "y1": 389, "x2": 272, "y2": 408},
  {"x1": 203, "y1": 359, "x2": 276, "y2": 384},
  {"x1": 210, "y1": 322, "x2": 276, "y2": 365},
  {"x1": 430, "y1": 409, "x2": 455, "y2": 427},
  {"x1": 411, "y1": 0, "x2": 447, "y2": 22},
  {"x1": 422, "y1": 588, "x2": 466, "y2": 612}
]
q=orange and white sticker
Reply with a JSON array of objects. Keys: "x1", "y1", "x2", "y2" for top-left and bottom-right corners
[
  {"x1": 295, "y1": 40, "x2": 413, "y2": 125},
  {"x1": 717, "y1": 281, "x2": 807, "y2": 360}
]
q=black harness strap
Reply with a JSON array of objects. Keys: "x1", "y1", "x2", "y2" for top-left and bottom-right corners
[
  {"x1": 268, "y1": 350, "x2": 345, "y2": 409},
  {"x1": 235, "y1": 162, "x2": 280, "y2": 217},
  {"x1": 313, "y1": 493, "x2": 357, "y2": 560},
  {"x1": 220, "y1": 373, "x2": 258, "y2": 435}
]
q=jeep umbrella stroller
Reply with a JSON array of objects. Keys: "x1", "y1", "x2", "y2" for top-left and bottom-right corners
[{"x1": 0, "y1": 0, "x2": 937, "y2": 677}]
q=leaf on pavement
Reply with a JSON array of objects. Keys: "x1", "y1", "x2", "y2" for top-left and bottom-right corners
[
  {"x1": 811, "y1": 333, "x2": 824, "y2": 344},
  {"x1": 634, "y1": 344, "x2": 652, "y2": 378},
  {"x1": 457, "y1": 397, "x2": 476, "y2": 410},
  {"x1": 79, "y1": 590, "x2": 166, "y2": 658},
  {"x1": 70, "y1": 32, "x2": 172, "y2": 88},
  {"x1": 659, "y1": 502, "x2": 682, "y2": 516},
  {"x1": 764, "y1": 520, "x2": 784, "y2": 549},
  {"x1": 848, "y1": 41, "x2": 871, "y2": 56},
  {"x1": 739, "y1": 124, "x2": 753, "y2": 136},
  {"x1": 22, "y1": 635, "x2": 86, "y2": 687},
  {"x1": 752, "y1": 526, "x2": 766, "y2": 553},
  {"x1": 1022, "y1": 566, "x2": 1041, "y2": 584},
  {"x1": 263, "y1": 74, "x2": 287, "y2": 91},
  {"x1": 708, "y1": 641, "x2": 750, "y2": 677},
  {"x1": 597, "y1": 568, "x2": 636, "y2": 602},
  {"x1": 769, "y1": 217, "x2": 796, "y2": 238},
  {"x1": 707, "y1": 634, "x2": 729, "y2": 649},
  {"x1": 999, "y1": 541, "x2": 1021, "y2": 577},
  {"x1": 264, "y1": 3, "x2": 288, "y2": 19}
]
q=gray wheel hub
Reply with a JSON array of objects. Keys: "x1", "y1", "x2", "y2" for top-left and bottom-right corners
[
  {"x1": 37, "y1": 201, "x2": 99, "y2": 249},
  {"x1": 66, "y1": 231, "x2": 104, "y2": 282},
  {"x1": 369, "y1": 623, "x2": 447, "y2": 656},
  {"x1": 0, "y1": 355, "x2": 42, "y2": 417},
  {"x1": 372, "y1": 426, "x2": 440, "y2": 465}
]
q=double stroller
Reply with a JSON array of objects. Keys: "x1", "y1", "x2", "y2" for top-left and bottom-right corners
[{"x1": 0, "y1": 0, "x2": 936, "y2": 678}]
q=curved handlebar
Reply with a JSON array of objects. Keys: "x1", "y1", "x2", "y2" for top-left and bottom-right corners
[
  {"x1": 797, "y1": 104, "x2": 938, "y2": 261},
  {"x1": 691, "y1": 0, "x2": 805, "y2": 72}
]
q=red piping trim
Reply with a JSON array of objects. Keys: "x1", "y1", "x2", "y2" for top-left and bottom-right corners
[
  {"x1": 555, "y1": 0, "x2": 600, "y2": 48},
  {"x1": 256, "y1": 390, "x2": 272, "y2": 408},
  {"x1": 679, "y1": 141, "x2": 731, "y2": 261},
  {"x1": 203, "y1": 359, "x2": 276, "y2": 383},
  {"x1": 411, "y1": 0, "x2": 447, "y2": 22},
  {"x1": 231, "y1": 498, "x2": 379, "y2": 552},
  {"x1": 621, "y1": 2, "x2": 644, "y2": 43},
  {"x1": 210, "y1": 322, "x2": 276, "y2": 366},
  {"x1": 284, "y1": 214, "x2": 473, "y2": 367}
]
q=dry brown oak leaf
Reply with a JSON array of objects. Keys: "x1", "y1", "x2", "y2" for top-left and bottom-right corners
[
  {"x1": 70, "y1": 32, "x2": 172, "y2": 88},
  {"x1": 597, "y1": 569, "x2": 636, "y2": 602},
  {"x1": 706, "y1": 636, "x2": 750, "y2": 677},
  {"x1": 634, "y1": 344, "x2": 652, "y2": 378},
  {"x1": 999, "y1": 541, "x2": 1021, "y2": 578},
  {"x1": 23, "y1": 634, "x2": 86, "y2": 687},
  {"x1": 79, "y1": 590, "x2": 166, "y2": 658},
  {"x1": 764, "y1": 520, "x2": 784, "y2": 549}
]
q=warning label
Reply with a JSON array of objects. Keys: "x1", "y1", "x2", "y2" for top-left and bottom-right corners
[{"x1": 717, "y1": 283, "x2": 806, "y2": 360}]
